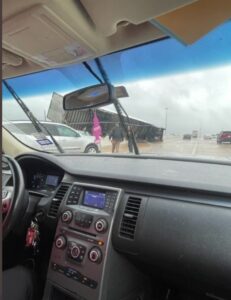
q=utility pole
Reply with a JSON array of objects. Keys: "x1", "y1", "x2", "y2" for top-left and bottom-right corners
[{"x1": 165, "y1": 107, "x2": 168, "y2": 134}]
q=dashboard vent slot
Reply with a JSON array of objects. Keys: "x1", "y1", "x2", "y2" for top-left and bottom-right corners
[
  {"x1": 48, "y1": 183, "x2": 70, "y2": 217},
  {"x1": 120, "y1": 196, "x2": 142, "y2": 240}
]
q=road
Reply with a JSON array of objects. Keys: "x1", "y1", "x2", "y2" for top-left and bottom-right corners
[{"x1": 101, "y1": 137, "x2": 231, "y2": 160}]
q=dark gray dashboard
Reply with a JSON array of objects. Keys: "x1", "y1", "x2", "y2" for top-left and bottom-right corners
[
  {"x1": 17, "y1": 152, "x2": 231, "y2": 194},
  {"x1": 16, "y1": 152, "x2": 231, "y2": 299}
]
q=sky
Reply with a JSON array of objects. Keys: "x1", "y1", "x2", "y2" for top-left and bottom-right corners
[
  {"x1": 3, "y1": 63, "x2": 231, "y2": 135},
  {"x1": 117, "y1": 64, "x2": 231, "y2": 134}
]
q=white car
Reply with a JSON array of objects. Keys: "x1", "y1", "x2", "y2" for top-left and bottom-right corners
[{"x1": 3, "y1": 121, "x2": 99, "y2": 153}]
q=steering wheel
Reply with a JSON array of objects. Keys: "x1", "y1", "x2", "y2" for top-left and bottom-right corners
[{"x1": 2, "y1": 155, "x2": 28, "y2": 239}]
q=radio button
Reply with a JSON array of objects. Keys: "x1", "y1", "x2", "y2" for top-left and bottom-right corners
[
  {"x1": 61, "y1": 210, "x2": 73, "y2": 223},
  {"x1": 75, "y1": 213, "x2": 93, "y2": 228},
  {"x1": 89, "y1": 247, "x2": 102, "y2": 263},
  {"x1": 70, "y1": 245, "x2": 81, "y2": 259},
  {"x1": 67, "y1": 242, "x2": 86, "y2": 262},
  {"x1": 88, "y1": 279, "x2": 98, "y2": 289},
  {"x1": 55, "y1": 235, "x2": 67, "y2": 249},
  {"x1": 95, "y1": 218, "x2": 108, "y2": 233}
]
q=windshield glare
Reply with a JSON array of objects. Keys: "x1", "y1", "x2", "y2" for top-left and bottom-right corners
[{"x1": 3, "y1": 21, "x2": 231, "y2": 160}]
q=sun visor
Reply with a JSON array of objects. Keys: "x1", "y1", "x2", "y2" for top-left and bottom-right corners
[
  {"x1": 153, "y1": 0, "x2": 231, "y2": 44},
  {"x1": 80, "y1": 0, "x2": 197, "y2": 37},
  {"x1": 3, "y1": 4, "x2": 96, "y2": 67}
]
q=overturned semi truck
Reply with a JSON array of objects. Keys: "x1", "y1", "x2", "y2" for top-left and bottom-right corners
[{"x1": 47, "y1": 92, "x2": 164, "y2": 142}]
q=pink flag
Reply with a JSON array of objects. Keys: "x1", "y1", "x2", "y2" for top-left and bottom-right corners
[{"x1": 92, "y1": 112, "x2": 102, "y2": 144}]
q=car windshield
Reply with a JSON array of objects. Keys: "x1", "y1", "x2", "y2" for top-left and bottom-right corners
[{"x1": 3, "y1": 20, "x2": 231, "y2": 159}]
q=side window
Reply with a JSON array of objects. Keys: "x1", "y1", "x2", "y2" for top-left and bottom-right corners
[
  {"x1": 42, "y1": 124, "x2": 59, "y2": 136},
  {"x1": 17, "y1": 123, "x2": 38, "y2": 134},
  {"x1": 57, "y1": 125, "x2": 79, "y2": 137}
]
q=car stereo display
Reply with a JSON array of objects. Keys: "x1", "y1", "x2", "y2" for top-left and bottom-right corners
[
  {"x1": 83, "y1": 190, "x2": 106, "y2": 209},
  {"x1": 46, "y1": 175, "x2": 59, "y2": 186}
]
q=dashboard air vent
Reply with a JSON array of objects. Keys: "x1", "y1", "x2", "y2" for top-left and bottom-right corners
[
  {"x1": 120, "y1": 196, "x2": 142, "y2": 240},
  {"x1": 48, "y1": 183, "x2": 70, "y2": 217}
]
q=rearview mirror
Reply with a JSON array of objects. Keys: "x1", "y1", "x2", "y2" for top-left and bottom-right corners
[{"x1": 63, "y1": 83, "x2": 128, "y2": 111}]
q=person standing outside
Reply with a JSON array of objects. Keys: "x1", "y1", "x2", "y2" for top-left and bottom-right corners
[
  {"x1": 109, "y1": 123, "x2": 124, "y2": 153},
  {"x1": 127, "y1": 126, "x2": 134, "y2": 153},
  {"x1": 92, "y1": 112, "x2": 102, "y2": 151}
]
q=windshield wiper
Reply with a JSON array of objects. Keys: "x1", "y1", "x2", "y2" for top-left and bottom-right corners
[
  {"x1": 3, "y1": 80, "x2": 64, "y2": 154},
  {"x1": 83, "y1": 59, "x2": 139, "y2": 155}
]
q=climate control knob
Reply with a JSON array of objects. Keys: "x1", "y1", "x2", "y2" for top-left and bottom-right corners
[
  {"x1": 70, "y1": 244, "x2": 81, "y2": 259},
  {"x1": 88, "y1": 247, "x2": 102, "y2": 263},
  {"x1": 55, "y1": 235, "x2": 67, "y2": 249},
  {"x1": 95, "y1": 218, "x2": 108, "y2": 233},
  {"x1": 61, "y1": 210, "x2": 73, "y2": 223}
]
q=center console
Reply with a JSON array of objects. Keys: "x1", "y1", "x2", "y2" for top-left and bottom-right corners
[{"x1": 43, "y1": 182, "x2": 123, "y2": 300}]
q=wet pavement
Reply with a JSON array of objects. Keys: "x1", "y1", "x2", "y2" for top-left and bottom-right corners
[{"x1": 101, "y1": 137, "x2": 231, "y2": 160}]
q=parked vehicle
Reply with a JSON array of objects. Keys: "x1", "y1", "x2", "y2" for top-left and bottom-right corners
[
  {"x1": 217, "y1": 131, "x2": 231, "y2": 144},
  {"x1": 3, "y1": 121, "x2": 99, "y2": 153},
  {"x1": 192, "y1": 130, "x2": 198, "y2": 138},
  {"x1": 183, "y1": 134, "x2": 192, "y2": 140},
  {"x1": 211, "y1": 134, "x2": 218, "y2": 139},
  {"x1": 203, "y1": 135, "x2": 212, "y2": 140}
]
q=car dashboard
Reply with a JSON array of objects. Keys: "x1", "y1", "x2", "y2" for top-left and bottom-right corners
[{"x1": 16, "y1": 152, "x2": 231, "y2": 300}]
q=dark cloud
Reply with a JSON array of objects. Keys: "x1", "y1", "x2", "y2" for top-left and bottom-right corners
[{"x1": 117, "y1": 65, "x2": 231, "y2": 134}]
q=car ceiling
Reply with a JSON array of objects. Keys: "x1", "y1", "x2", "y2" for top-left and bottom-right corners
[{"x1": 2, "y1": 0, "x2": 231, "y2": 79}]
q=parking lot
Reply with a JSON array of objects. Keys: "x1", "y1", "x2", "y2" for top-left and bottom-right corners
[{"x1": 101, "y1": 136, "x2": 231, "y2": 160}]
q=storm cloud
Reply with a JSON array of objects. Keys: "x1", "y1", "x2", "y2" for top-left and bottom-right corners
[{"x1": 108, "y1": 64, "x2": 231, "y2": 135}]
